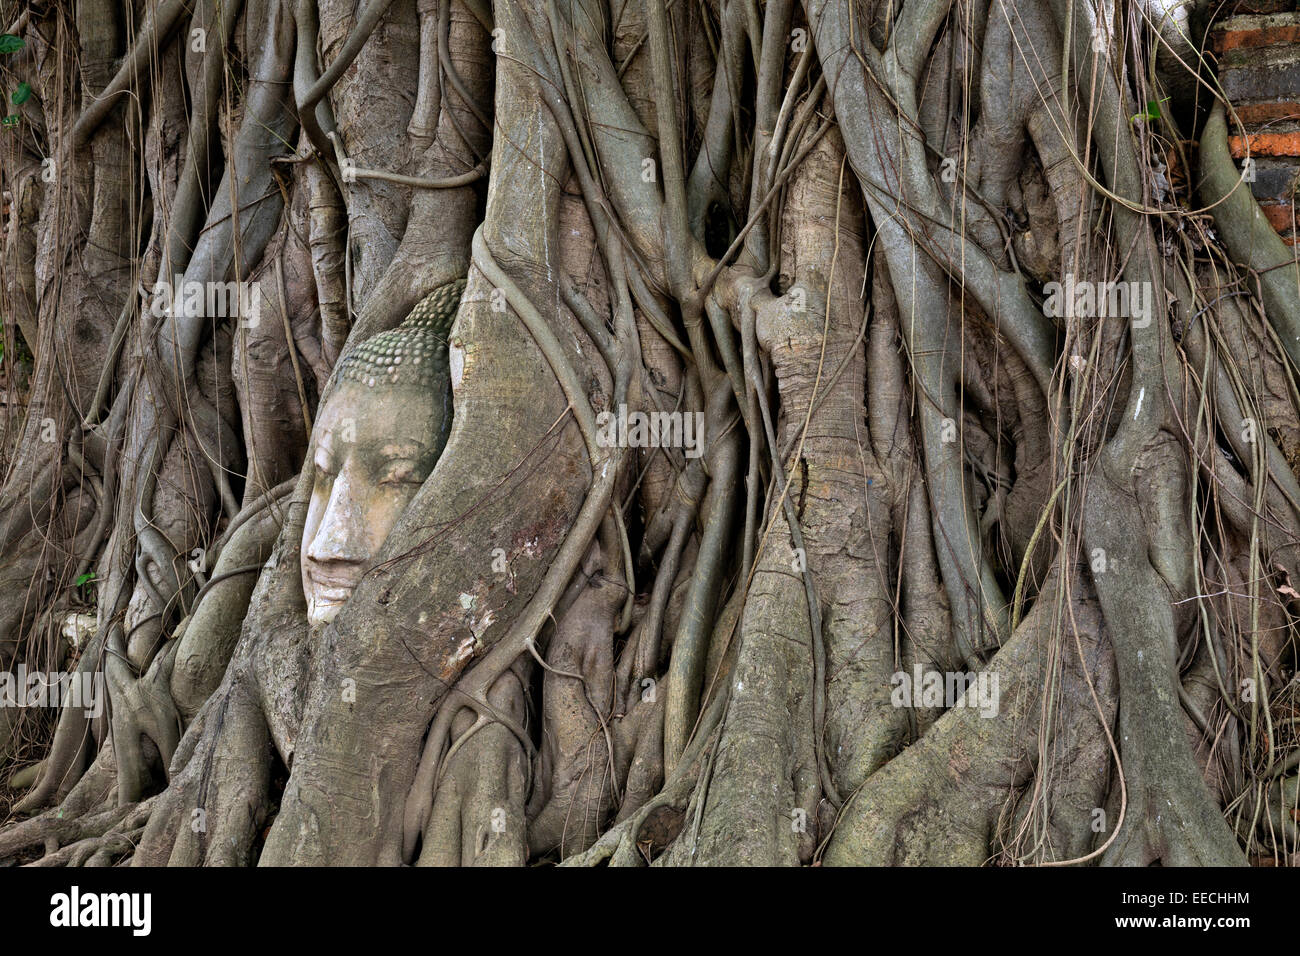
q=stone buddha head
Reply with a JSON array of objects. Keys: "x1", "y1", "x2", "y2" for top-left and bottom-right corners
[{"x1": 301, "y1": 286, "x2": 462, "y2": 626}]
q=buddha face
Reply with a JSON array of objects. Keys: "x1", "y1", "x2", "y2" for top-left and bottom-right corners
[{"x1": 301, "y1": 378, "x2": 445, "y2": 626}]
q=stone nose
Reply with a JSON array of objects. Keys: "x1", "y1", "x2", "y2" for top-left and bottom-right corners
[{"x1": 306, "y1": 467, "x2": 371, "y2": 566}]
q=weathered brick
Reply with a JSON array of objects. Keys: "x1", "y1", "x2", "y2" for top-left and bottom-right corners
[
  {"x1": 1249, "y1": 157, "x2": 1300, "y2": 199},
  {"x1": 1232, "y1": 100, "x2": 1300, "y2": 124},
  {"x1": 1228, "y1": 124, "x2": 1300, "y2": 157},
  {"x1": 1213, "y1": 13, "x2": 1300, "y2": 52},
  {"x1": 1220, "y1": 37, "x2": 1300, "y2": 68},
  {"x1": 1222, "y1": 64, "x2": 1300, "y2": 101},
  {"x1": 1219, "y1": 43, "x2": 1300, "y2": 100},
  {"x1": 1258, "y1": 199, "x2": 1300, "y2": 231}
]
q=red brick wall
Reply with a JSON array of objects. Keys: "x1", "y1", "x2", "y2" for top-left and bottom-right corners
[{"x1": 1213, "y1": 8, "x2": 1300, "y2": 243}]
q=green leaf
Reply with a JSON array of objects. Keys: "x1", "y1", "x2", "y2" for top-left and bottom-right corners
[
  {"x1": 11, "y1": 81, "x2": 30, "y2": 105},
  {"x1": 1, "y1": 114, "x2": 18, "y2": 128},
  {"x1": 1131, "y1": 97, "x2": 1170, "y2": 124},
  {"x1": 74, "y1": 571, "x2": 96, "y2": 587},
  {"x1": 0, "y1": 34, "x2": 24, "y2": 54}
]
